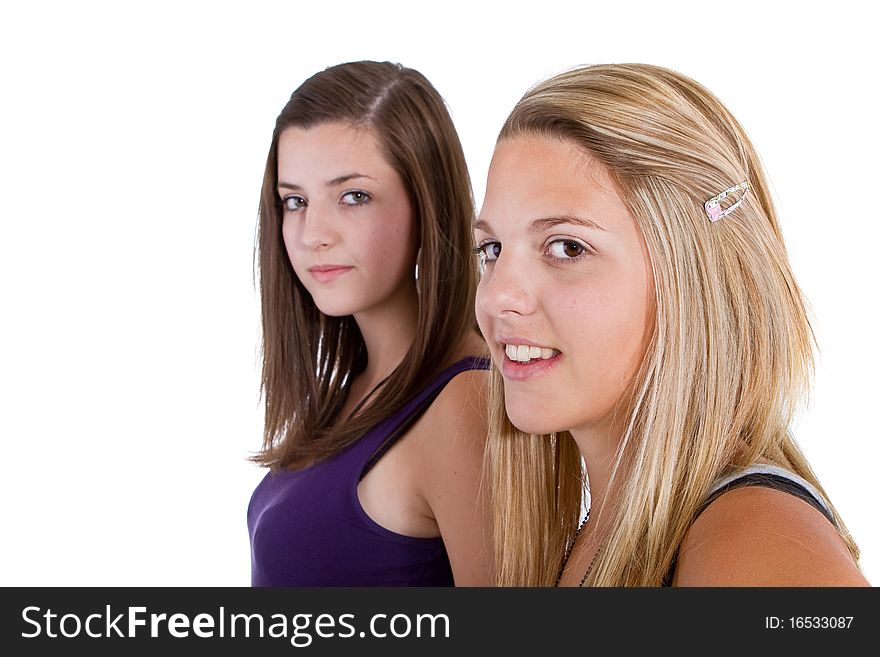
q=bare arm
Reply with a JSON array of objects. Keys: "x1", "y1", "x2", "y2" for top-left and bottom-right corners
[
  {"x1": 672, "y1": 486, "x2": 869, "y2": 586},
  {"x1": 415, "y1": 369, "x2": 493, "y2": 586}
]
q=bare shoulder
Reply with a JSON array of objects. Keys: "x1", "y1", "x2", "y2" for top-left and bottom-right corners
[
  {"x1": 673, "y1": 486, "x2": 868, "y2": 586},
  {"x1": 414, "y1": 366, "x2": 490, "y2": 457},
  {"x1": 407, "y1": 363, "x2": 492, "y2": 585}
]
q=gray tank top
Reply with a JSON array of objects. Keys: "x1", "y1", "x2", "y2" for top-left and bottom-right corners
[
  {"x1": 701, "y1": 463, "x2": 833, "y2": 521},
  {"x1": 663, "y1": 463, "x2": 835, "y2": 585}
]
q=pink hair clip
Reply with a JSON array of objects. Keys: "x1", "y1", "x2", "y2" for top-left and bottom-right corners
[{"x1": 704, "y1": 181, "x2": 750, "y2": 222}]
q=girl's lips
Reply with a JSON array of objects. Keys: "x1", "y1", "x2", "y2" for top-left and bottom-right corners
[
  {"x1": 308, "y1": 266, "x2": 353, "y2": 283},
  {"x1": 500, "y1": 351, "x2": 562, "y2": 382}
]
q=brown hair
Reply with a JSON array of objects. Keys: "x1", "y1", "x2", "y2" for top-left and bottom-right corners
[{"x1": 254, "y1": 61, "x2": 478, "y2": 470}]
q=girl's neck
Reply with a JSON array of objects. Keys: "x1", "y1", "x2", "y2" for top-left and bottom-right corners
[
  {"x1": 352, "y1": 280, "x2": 419, "y2": 387},
  {"x1": 568, "y1": 416, "x2": 626, "y2": 528}
]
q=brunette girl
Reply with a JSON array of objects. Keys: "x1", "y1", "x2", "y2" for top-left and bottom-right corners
[{"x1": 248, "y1": 61, "x2": 491, "y2": 586}]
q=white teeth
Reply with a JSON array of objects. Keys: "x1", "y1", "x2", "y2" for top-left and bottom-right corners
[{"x1": 503, "y1": 343, "x2": 559, "y2": 363}]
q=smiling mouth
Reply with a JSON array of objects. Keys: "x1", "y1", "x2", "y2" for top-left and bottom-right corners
[{"x1": 502, "y1": 343, "x2": 560, "y2": 363}]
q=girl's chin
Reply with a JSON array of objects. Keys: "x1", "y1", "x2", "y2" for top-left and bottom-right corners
[
  {"x1": 502, "y1": 391, "x2": 567, "y2": 435},
  {"x1": 504, "y1": 410, "x2": 563, "y2": 437},
  {"x1": 310, "y1": 297, "x2": 362, "y2": 317}
]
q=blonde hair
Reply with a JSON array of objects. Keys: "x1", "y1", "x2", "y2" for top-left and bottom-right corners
[{"x1": 488, "y1": 63, "x2": 860, "y2": 586}]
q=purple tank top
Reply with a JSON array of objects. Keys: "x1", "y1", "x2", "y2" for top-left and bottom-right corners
[{"x1": 247, "y1": 356, "x2": 490, "y2": 586}]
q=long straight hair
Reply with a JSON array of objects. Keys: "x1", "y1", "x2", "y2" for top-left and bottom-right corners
[
  {"x1": 254, "y1": 61, "x2": 478, "y2": 470},
  {"x1": 488, "y1": 63, "x2": 860, "y2": 586}
]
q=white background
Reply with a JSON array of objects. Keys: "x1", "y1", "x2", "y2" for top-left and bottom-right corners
[{"x1": 2, "y1": 0, "x2": 877, "y2": 586}]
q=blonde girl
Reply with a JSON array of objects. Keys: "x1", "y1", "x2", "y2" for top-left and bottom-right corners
[{"x1": 475, "y1": 63, "x2": 868, "y2": 586}]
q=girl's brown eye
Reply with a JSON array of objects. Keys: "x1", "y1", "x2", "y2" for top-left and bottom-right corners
[
  {"x1": 563, "y1": 241, "x2": 583, "y2": 258},
  {"x1": 548, "y1": 239, "x2": 587, "y2": 260},
  {"x1": 474, "y1": 241, "x2": 501, "y2": 262}
]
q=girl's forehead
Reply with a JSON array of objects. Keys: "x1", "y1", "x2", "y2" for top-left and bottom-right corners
[
  {"x1": 277, "y1": 124, "x2": 393, "y2": 182},
  {"x1": 479, "y1": 136, "x2": 631, "y2": 236}
]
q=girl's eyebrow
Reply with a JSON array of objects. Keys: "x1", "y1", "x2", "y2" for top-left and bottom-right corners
[
  {"x1": 473, "y1": 215, "x2": 606, "y2": 233},
  {"x1": 532, "y1": 215, "x2": 606, "y2": 232},
  {"x1": 324, "y1": 173, "x2": 375, "y2": 187},
  {"x1": 473, "y1": 218, "x2": 493, "y2": 233},
  {"x1": 278, "y1": 173, "x2": 376, "y2": 192}
]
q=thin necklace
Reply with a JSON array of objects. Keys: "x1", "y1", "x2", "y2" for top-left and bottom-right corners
[{"x1": 554, "y1": 512, "x2": 603, "y2": 587}]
